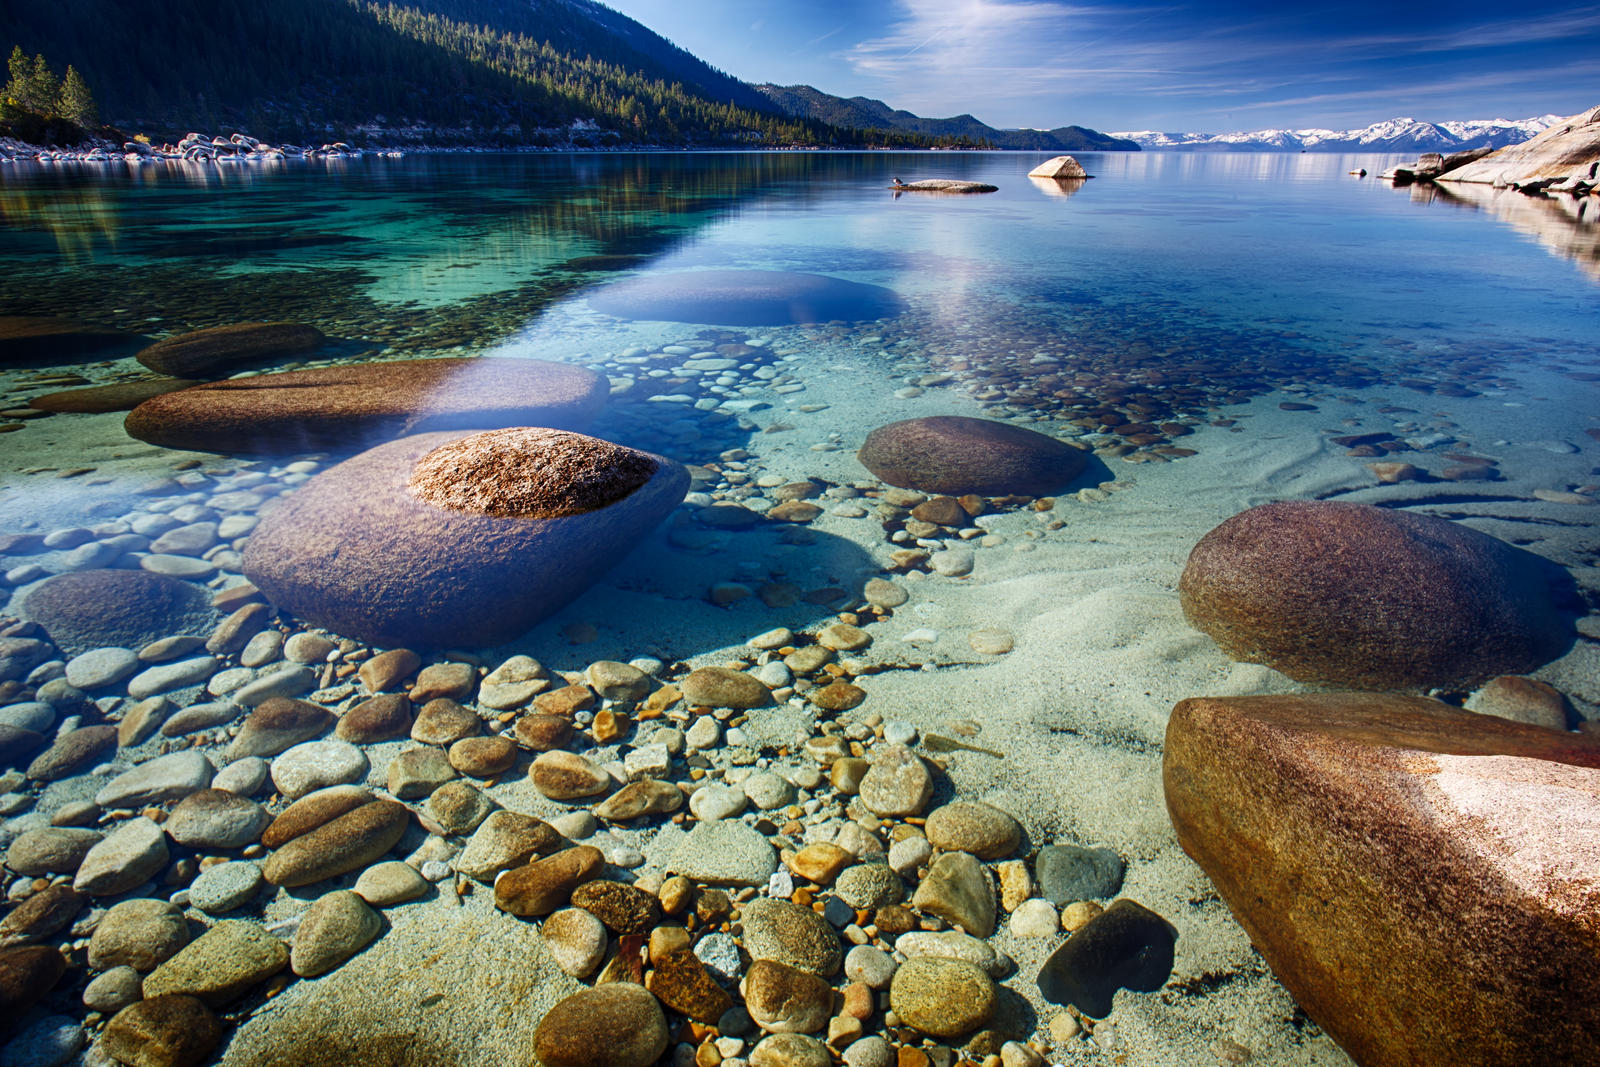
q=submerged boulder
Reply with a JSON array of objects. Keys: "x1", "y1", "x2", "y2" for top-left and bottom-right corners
[
  {"x1": 892, "y1": 179, "x2": 998, "y2": 193},
  {"x1": 20, "y1": 569, "x2": 214, "y2": 656},
  {"x1": 243, "y1": 428, "x2": 688, "y2": 647},
  {"x1": 858, "y1": 415, "x2": 1087, "y2": 496},
  {"x1": 1178, "y1": 500, "x2": 1569, "y2": 691},
  {"x1": 0, "y1": 316, "x2": 135, "y2": 365},
  {"x1": 1164, "y1": 691, "x2": 1600, "y2": 1067},
  {"x1": 1028, "y1": 156, "x2": 1088, "y2": 179},
  {"x1": 135, "y1": 322, "x2": 326, "y2": 378},
  {"x1": 589, "y1": 270, "x2": 904, "y2": 326},
  {"x1": 29, "y1": 378, "x2": 201, "y2": 413},
  {"x1": 124, "y1": 357, "x2": 607, "y2": 455}
]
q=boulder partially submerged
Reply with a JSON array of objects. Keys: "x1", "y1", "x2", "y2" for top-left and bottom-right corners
[
  {"x1": 243, "y1": 428, "x2": 688, "y2": 647},
  {"x1": 1165, "y1": 691, "x2": 1600, "y2": 1067},
  {"x1": 124, "y1": 357, "x2": 607, "y2": 455},
  {"x1": 1027, "y1": 155, "x2": 1088, "y2": 179},
  {"x1": 891, "y1": 179, "x2": 998, "y2": 193},
  {"x1": 1438, "y1": 103, "x2": 1600, "y2": 189}
]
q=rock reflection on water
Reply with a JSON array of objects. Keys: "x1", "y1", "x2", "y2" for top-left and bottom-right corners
[
  {"x1": 1026, "y1": 176, "x2": 1087, "y2": 199},
  {"x1": 1419, "y1": 182, "x2": 1600, "y2": 281}
]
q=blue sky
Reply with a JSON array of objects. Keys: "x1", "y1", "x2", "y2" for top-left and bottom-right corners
[{"x1": 601, "y1": 0, "x2": 1600, "y2": 131}]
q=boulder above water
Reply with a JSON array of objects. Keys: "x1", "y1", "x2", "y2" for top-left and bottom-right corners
[
  {"x1": 1027, "y1": 156, "x2": 1088, "y2": 179},
  {"x1": 589, "y1": 270, "x2": 904, "y2": 326},
  {"x1": 1164, "y1": 691, "x2": 1600, "y2": 1067},
  {"x1": 124, "y1": 357, "x2": 607, "y2": 455},
  {"x1": 243, "y1": 428, "x2": 688, "y2": 647},
  {"x1": 20, "y1": 569, "x2": 214, "y2": 657},
  {"x1": 858, "y1": 415, "x2": 1087, "y2": 496},
  {"x1": 135, "y1": 322, "x2": 326, "y2": 378},
  {"x1": 892, "y1": 180, "x2": 999, "y2": 193},
  {"x1": 1178, "y1": 500, "x2": 1569, "y2": 691},
  {"x1": 1438, "y1": 103, "x2": 1600, "y2": 186}
]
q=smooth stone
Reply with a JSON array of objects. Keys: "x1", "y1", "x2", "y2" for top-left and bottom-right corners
[
  {"x1": 477, "y1": 655, "x2": 548, "y2": 709},
  {"x1": 74, "y1": 817, "x2": 169, "y2": 896},
  {"x1": 834, "y1": 863, "x2": 904, "y2": 910},
  {"x1": 924, "y1": 802, "x2": 1022, "y2": 860},
  {"x1": 1178, "y1": 500, "x2": 1570, "y2": 691},
  {"x1": 427, "y1": 780, "x2": 495, "y2": 835},
  {"x1": 741, "y1": 771, "x2": 796, "y2": 811},
  {"x1": 740, "y1": 898, "x2": 842, "y2": 976},
  {"x1": 532, "y1": 982, "x2": 668, "y2": 1067},
  {"x1": 541, "y1": 907, "x2": 607, "y2": 978},
  {"x1": 750, "y1": 1034, "x2": 832, "y2": 1067},
  {"x1": 189, "y1": 861, "x2": 265, "y2": 914},
  {"x1": 228, "y1": 697, "x2": 334, "y2": 759},
  {"x1": 82, "y1": 967, "x2": 143, "y2": 1013},
  {"x1": 659, "y1": 820, "x2": 778, "y2": 888},
  {"x1": 88, "y1": 898, "x2": 190, "y2": 972},
  {"x1": 859, "y1": 416, "x2": 1087, "y2": 496},
  {"x1": 352, "y1": 861, "x2": 429, "y2": 907},
  {"x1": 843, "y1": 944, "x2": 897, "y2": 990},
  {"x1": 27, "y1": 725, "x2": 117, "y2": 781},
  {"x1": 1465, "y1": 675, "x2": 1571, "y2": 730},
  {"x1": 858, "y1": 745, "x2": 933, "y2": 817},
  {"x1": 270, "y1": 740, "x2": 369, "y2": 800},
  {"x1": 125, "y1": 357, "x2": 606, "y2": 454},
  {"x1": 161, "y1": 700, "x2": 242, "y2": 737},
  {"x1": 447, "y1": 735, "x2": 517, "y2": 778},
  {"x1": 493, "y1": 845, "x2": 606, "y2": 917},
  {"x1": 336, "y1": 694, "x2": 412, "y2": 744},
  {"x1": 456, "y1": 811, "x2": 561, "y2": 881},
  {"x1": 0, "y1": 702, "x2": 54, "y2": 734},
  {"x1": 211, "y1": 756, "x2": 270, "y2": 796},
  {"x1": 204, "y1": 602, "x2": 270, "y2": 653},
  {"x1": 241, "y1": 428, "x2": 685, "y2": 647},
  {"x1": 888, "y1": 957, "x2": 997, "y2": 1038},
  {"x1": 127, "y1": 657, "x2": 219, "y2": 701},
  {"x1": 912, "y1": 852, "x2": 996, "y2": 937},
  {"x1": 741, "y1": 958, "x2": 834, "y2": 1033},
  {"x1": 358, "y1": 649, "x2": 420, "y2": 693},
  {"x1": 409, "y1": 662, "x2": 476, "y2": 703},
  {"x1": 1009, "y1": 899, "x2": 1060, "y2": 938},
  {"x1": 0, "y1": 886, "x2": 84, "y2": 948},
  {"x1": 283, "y1": 632, "x2": 337, "y2": 665},
  {"x1": 262, "y1": 799, "x2": 410, "y2": 887},
  {"x1": 4, "y1": 827, "x2": 102, "y2": 876},
  {"x1": 690, "y1": 783, "x2": 747, "y2": 822},
  {"x1": 143, "y1": 920, "x2": 288, "y2": 1005},
  {"x1": 165, "y1": 788, "x2": 270, "y2": 849},
  {"x1": 530, "y1": 750, "x2": 611, "y2": 801},
  {"x1": 410, "y1": 698, "x2": 480, "y2": 745},
  {"x1": 681, "y1": 666, "x2": 772, "y2": 709},
  {"x1": 100, "y1": 995, "x2": 224, "y2": 1067},
  {"x1": 260, "y1": 785, "x2": 373, "y2": 849},
  {"x1": 587, "y1": 660, "x2": 650, "y2": 702},
  {"x1": 63, "y1": 647, "x2": 139, "y2": 690},
  {"x1": 1035, "y1": 844, "x2": 1125, "y2": 904},
  {"x1": 1036, "y1": 899, "x2": 1176, "y2": 1018},
  {"x1": 929, "y1": 547, "x2": 974, "y2": 578},
  {"x1": 589, "y1": 270, "x2": 904, "y2": 327},
  {"x1": 233, "y1": 666, "x2": 316, "y2": 706},
  {"x1": 96, "y1": 750, "x2": 215, "y2": 809},
  {"x1": 0, "y1": 945, "x2": 67, "y2": 1017},
  {"x1": 291, "y1": 890, "x2": 382, "y2": 977},
  {"x1": 843, "y1": 1037, "x2": 891, "y2": 1067},
  {"x1": 593, "y1": 778, "x2": 683, "y2": 820},
  {"x1": 18, "y1": 570, "x2": 213, "y2": 657},
  {"x1": 647, "y1": 946, "x2": 733, "y2": 1024},
  {"x1": 136, "y1": 321, "x2": 326, "y2": 378},
  {"x1": 116, "y1": 697, "x2": 170, "y2": 747},
  {"x1": 140, "y1": 553, "x2": 217, "y2": 579},
  {"x1": 1165, "y1": 690, "x2": 1600, "y2": 1062}
]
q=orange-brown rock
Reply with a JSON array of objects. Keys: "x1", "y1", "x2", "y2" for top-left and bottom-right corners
[
  {"x1": 1178, "y1": 500, "x2": 1569, "y2": 691},
  {"x1": 494, "y1": 845, "x2": 605, "y2": 917},
  {"x1": 647, "y1": 947, "x2": 733, "y2": 1024},
  {"x1": 30, "y1": 378, "x2": 201, "y2": 413},
  {"x1": 262, "y1": 799, "x2": 409, "y2": 887},
  {"x1": 135, "y1": 322, "x2": 325, "y2": 378},
  {"x1": 125, "y1": 357, "x2": 606, "y2": 454},
  {"x1": 1164, "y1": 692, "x2": 1600, "y2": 1067}
]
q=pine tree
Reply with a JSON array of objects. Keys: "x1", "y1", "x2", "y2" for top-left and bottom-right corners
[
  {"x1": 23, "y1": 52, "x2": 58, "y2": 115},
  {"x1": 57, "y1": 65, "x2": 97, "y2": 128},
  {"x1": 2, "y1": 46, "x2": 27, "y2": 118}
]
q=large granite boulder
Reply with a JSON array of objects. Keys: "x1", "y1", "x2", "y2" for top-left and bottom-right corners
[
  {"x1": 20, "y1": 569, "x2": 214, "y2": 656},
  {"x1": 29, "y1": 378, "x2": 201, "y2": 413},
  {"x1": 124, "y1": 357, "x2": 607, "y2": 455},
  {"x1": 1178, "y1": 501, "x2": 1569, "y2": 691},
  {"x1": 0, "y1": 316, "x2": 136, "y2": 365},
  {"x1": 243, "y1": 428, "x2": 688, "y2": 647},
  {"x1": 1439, "y1": 103, "x2": 1600, "y2": 185},
  {"x1": 135, "y1": 322, "x2": 326, "y2": 378},
  {"x1": 1028, "y1": 155, "x2": 1088, "y2": 179},
  {"x1": 858, "y1": 415, "x2": 1087, "y2": 496},
  {"x1": 589, "y1": 270, "x2": 904, "y2": 326},
  {"x1": 1164, "y1": 692, "x2": 1600, "y2": 1067}
]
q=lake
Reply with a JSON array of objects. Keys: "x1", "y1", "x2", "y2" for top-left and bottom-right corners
[{"x1": 1, "y1": 151, "x2": 1597, "y2": 1066}]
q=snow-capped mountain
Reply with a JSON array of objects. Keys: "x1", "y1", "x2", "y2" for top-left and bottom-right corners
[{"x1": 1109, "y1": 115, "x2": 1561, "y2": 152}]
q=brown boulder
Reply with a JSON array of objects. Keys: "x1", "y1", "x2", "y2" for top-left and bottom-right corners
[
  {"x1": 102, "y1": 994, "x2": 224, "y2": 1067},
  {"x1": 242, "y1": 429, "x2": 688, "y2": 648},
  {"x1": 0, "y1": 945, "x2": 66, "y2": 1020},
  {"x1": 858, "y1": 416, "x2": 1088, "y2": 496},
  {"x1": 0, "y1": 316, "x2": 135, "y2": 364},
  {"x1": 29, "y1": 378, "x2": 201, "y2": 413},
  {"x1": 335, "y1": 694, "x2": 412, "y2": 744},
  {"x1": 494, "y1": 845, "x2": 605, "y2": 917},
  {"x1": 124, "y1": 357, "x2": 606, "y2": 455},
  {"x1": 533, "y1": 982, "x2": 668, "y2": 1067},
  {"x1": 1164, "y1": 692, "x2": 1600, "y2": 1067},
  {"x1": 136, "y1": 322, "x2": 325, "y2": 378},
  {"x1": 20, "y1": 569, "x2": 213, "y2": 657},
  {"x1": 1178, "y1": 500, "x2": 1569, "y2": 691},
  {"x1": 262, "y1": 799, "x2": 409, "y2": 887}
]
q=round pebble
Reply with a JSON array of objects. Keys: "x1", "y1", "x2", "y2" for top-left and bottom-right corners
[{"x1": 188, "y1": 862, "x2": 264, "y2": 914}]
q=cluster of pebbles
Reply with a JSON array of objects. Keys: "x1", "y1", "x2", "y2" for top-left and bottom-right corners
[{"x1": 0, "y1": 511, "x2": 1167, "y2": 1067}]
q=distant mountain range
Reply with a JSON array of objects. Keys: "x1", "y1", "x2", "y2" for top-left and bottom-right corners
[
  {"x1": 1109, "y1": 115, "x2": 1562, "y2": 153},
  {"x1": 756, "y1": 84, "x2": 1139, "y2": 151}
]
